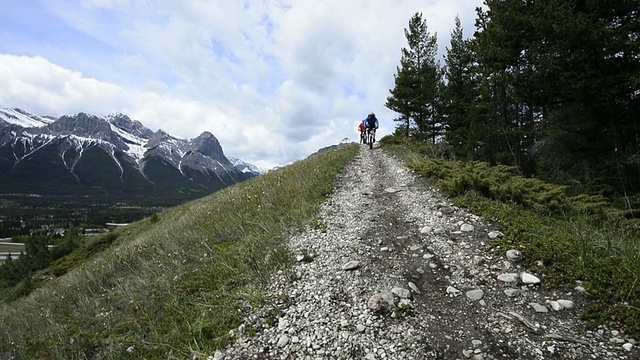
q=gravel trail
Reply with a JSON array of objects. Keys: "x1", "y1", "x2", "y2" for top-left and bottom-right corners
[{"x1": 218, "y1": 144, "x2": 638, "y2": 360}]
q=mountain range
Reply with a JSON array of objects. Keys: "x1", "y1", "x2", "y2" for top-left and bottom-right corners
[{"x1": 0, "y1": 108, "x2": 263, "y2": 202}]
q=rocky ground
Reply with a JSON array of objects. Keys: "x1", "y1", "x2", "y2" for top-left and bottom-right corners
[{"x1": 216, "y1": 144, "x2": 639, "y2": 360}]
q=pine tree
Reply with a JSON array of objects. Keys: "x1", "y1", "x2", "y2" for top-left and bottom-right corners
[
  {"x1": 386, "y1": 12, "x2": 443, "y2": 141},
  {"x1": 442, "y1": 16, "x2": 478, "y2": 159}
]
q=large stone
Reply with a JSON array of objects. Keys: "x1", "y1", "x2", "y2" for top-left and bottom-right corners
[
  {"x1": 434, "y1": 227, "x2": 446, "y2": 235},
  {"x1": 461, "y1": 223, "x2": 475, "y2": 232},
  {"x1": 521, "y1": 272, "x2": 541, "y2": 284},
  {"x1": 420, "y1": 226, "x2": 433, "y2": 234},
  {"x1": 497, "y1": 273, "x2": 519, "y2": 283},
  {"x1": 277, "y1": 335, "x2": 289, "y2": 348},
  {"x1": 557, "y1": 299, "x2": 575, "y2": 309},
  {"x1": 342, "y1": 260, "x2": 361, "y2": 271},
  {"x1": 529, "y1": 303, "x2": 549, "y2": 313},
  {"x1": 506, "y1": 250, "x2": 522, "y2": 261},
  {"x1": 439, "y1": 206, "x2": 455, "y2": 214},
  {"x1": 368, "y1": 291, "x2": 395, "y2": 313},
  {"x1": 466, "y1": 289, "x2": 484, "y2": 301},
  {"x1": 547, "y1": 300, "x2": 563, "y2": 311},
  {"x1": 488, "y1": 231, "x2": 505, "y2": 239}
]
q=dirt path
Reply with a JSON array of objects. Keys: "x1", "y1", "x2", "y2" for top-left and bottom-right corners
[{"x1": 218, "y1": 144, "x2": 638, "y2": 359}]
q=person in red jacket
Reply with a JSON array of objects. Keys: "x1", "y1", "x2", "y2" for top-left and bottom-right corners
[{"x1": 358, "y1": 121, "x2": 367, "y2": 144}]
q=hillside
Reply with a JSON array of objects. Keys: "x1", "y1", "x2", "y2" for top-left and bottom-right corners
[{"x1": 0, "y1": 142, "x2": 638, "y2": 359}]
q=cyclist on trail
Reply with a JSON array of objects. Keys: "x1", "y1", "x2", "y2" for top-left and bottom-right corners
[
  {"x1": 358, "y1": 120, "x2": 367, "y2": 144},
  {"x1": 363, "y1": 112, "x2": 379, "y2": 143}
]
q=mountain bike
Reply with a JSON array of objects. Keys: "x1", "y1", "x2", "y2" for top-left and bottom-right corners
[{"x1": 366, "y1": 128, "x2": 376, "y2": 149}]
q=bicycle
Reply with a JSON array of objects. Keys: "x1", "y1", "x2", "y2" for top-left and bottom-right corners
[{"x1": 366, "y1": 128, "x2": 376, "y2": 149}]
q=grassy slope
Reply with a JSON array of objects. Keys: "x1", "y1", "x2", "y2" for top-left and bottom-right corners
[
  {"x1": 4, "y1": 138, "x2": 637, "y2": 358},
  {"x1": 0, "y1": 144, "x2": 359, "y2": 360}
]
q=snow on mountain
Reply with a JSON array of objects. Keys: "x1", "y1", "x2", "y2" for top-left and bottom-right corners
[
  {"x1": 107, "y1": 120, "x2": 149, "y2": 162},
  {"x1": 229, "y1": 157, "x2": 267, "y2": 176},
  {"x1": 0, "y1": 108, "x2": 264, "y2": 196},
  {"x1": 0, "y1": 108, "x2": 55, "y2": 128}
]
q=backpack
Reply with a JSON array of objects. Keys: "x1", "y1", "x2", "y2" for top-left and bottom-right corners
[{"x1": 366, "y1": 115, "x2": 376, "y2": 128}]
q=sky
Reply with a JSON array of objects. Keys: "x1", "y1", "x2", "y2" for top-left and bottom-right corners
[{"x1": 0, "y1": 0, "x2": 483, "y2": 169}]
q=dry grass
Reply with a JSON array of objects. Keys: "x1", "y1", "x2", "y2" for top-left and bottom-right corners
[{"x1": 0, "y1": 144, "x2": 358, "y2": 359}]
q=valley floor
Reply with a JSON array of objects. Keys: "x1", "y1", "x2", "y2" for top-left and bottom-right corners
[{"x1": 217, "y1": 144, "x2": 638, "y2": 359}]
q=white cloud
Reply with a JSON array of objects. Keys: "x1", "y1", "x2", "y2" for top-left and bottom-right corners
[
  {"x1": 0, "y1": 0, "x2": 483, "y2": 169},
  {"x1": 0, "y1": 54, "x2": 125, "y2": 116}
]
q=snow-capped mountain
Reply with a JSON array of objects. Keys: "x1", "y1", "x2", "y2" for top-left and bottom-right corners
[
  {"x1": 229, "y1": 157, "x2": 267, "y2": 176},
  {"x1": 0, "y1": 108, "x2": 260, "y2": 197}
]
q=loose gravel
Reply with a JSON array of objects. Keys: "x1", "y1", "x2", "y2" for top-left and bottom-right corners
[{"x1": 216, "y1": 144, "x2": 638, "y2": 360}]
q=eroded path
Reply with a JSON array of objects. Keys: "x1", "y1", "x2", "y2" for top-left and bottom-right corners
[{"x1": 219, "y1": 144, "x2": 637, "y2": 359}]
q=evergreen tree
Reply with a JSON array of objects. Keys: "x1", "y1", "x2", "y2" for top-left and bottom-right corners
[
  {"x1": 442, "y1": 16, "x2": 479, "y2": 159},
  {"x1": 472, "y1": 0, "x2": 539, "y2": 169},
  {"x1": 386, "y1": 12, "x2": 443, "y2": 141}
]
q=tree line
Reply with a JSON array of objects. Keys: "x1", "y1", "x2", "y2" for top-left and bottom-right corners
[{"x1": 386, "y1": 1, "x2": 640, "y2": 200}]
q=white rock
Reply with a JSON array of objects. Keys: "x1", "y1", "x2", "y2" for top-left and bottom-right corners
[
  {"x1": 277, "y1": 335, "x2": 289, "y2": 348},
  {"x1": 342, "y1": 260, "x2": 361, "y2": 271},
  {"x1": 461, "y1": 223, "x2": 475, "y2": 232},
  {"x1": 574, "y1": 286, "x2": 587, "y2": 294},
  {"x1": 547, "y1": 300, "x2": 563, "y2": 311},
  {"x1": 420, "y1": 226, "x2": 433, "y2": 234},
  {"x1": 466, "y1": 289, "x2": 484, "y2": 301},
  {"x1": 506, "y1": 250, "x2": 522, "y2": 260},
  {"x1": 529, "y1": 302, "x2": 548, "y2": 313},
  {"x1": 497, "y1": 273, "x2": 519, "y2": 283},
  {"x1": 557, "y1": 299, "x2": 575, "y2": 309},
  {"x1": 278, "y1": 317, "x2": 289, "y2": 330},
  {"x1": 504, "y1": 289, "x2": 521, "y2": 297},
  {"x1": 623, "y1": 343, "x2": 634, "y2": 351},
  {"x1": 488, "y1": 231, "x2": 505, "y2": 239},
  {"x1": 521, "y1": 272, "x2": 541, "y2": 284},
  {"x1": 408, "y1": 281, "x2": 421, "y2": 294},
  {"x1": 447, "y1": 286, "x2": 462, "y2": 297},
  {"x1": 368, "y1": 291, "x2": 395, "y2": 312}
]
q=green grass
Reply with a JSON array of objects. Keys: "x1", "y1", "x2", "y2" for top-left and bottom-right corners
[
  {"x1": 379, "y1": 135, "x2": 640, "y2": 337},
  {"x1": 0, "y1": 144, "x2": 359, "y2": 359}
]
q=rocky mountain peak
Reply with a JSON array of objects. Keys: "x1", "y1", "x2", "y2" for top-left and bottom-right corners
[
  {"x1": 189, "y1": 131, "x2": 226, "y2": 162},
  {"x1": 146, "y1": 129, "x2": 177, "y2": 149},
  {"x1": 106, "y1": 113, "x2": 154, "y2": 139},
  {"x1": 1, "y1": 108, "x2": 263, "y2": 195},
  {"x1": 49, "y1": 112, "x2": 111, "y2": 137}
]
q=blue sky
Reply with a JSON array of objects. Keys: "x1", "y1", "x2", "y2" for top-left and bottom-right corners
[{"x1": 0, "y1": 0, "x2": 483, "y2": 169}]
